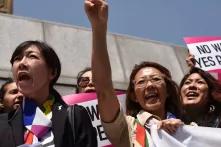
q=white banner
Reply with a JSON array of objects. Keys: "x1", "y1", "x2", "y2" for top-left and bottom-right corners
[{"x1": 150, "y1": 125, "x2": 221, "y2": 147}]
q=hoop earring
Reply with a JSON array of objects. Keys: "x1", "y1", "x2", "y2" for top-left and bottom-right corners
[{"x1": 209, "y1": 104, "x2": 215, "y2": 113}]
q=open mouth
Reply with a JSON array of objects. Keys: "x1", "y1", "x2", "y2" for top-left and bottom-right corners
[
  {"x1": 145, "y1": 91, "x2": 159, "y2": 100},
  {"x1": 186, "y1": 91, "x2": 199, "y2": 98},
  {"x1": 14, "y1": 100, "x2": 22, "y2": 105},
  {"x1": 18, "y1": 72, "x2": 31, "y2": 82},
  {"x1": 85, "y1": 89, "x2": 96, "y2": 93},
  {"x1": 144, "y1": 91, "x2": 159, "y2": 104},
  {"x1": 185, "y1": 91, "x2": 199, "y2": 100}
]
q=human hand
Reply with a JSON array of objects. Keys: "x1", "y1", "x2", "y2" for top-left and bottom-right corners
[
  {"x1": 158, "y1": 118, "x2": 183, "y2": 134},
  {"x1": 186, "y1": 52, "x2": 196, "y2": 68},
  {"x1": 84, "y1": 0, "x2": 108, "y2": 28}
]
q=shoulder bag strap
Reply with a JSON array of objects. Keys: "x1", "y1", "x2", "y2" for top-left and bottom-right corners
[{"x1": 67, "y1": 105, "x2": 75, "y2": 144}]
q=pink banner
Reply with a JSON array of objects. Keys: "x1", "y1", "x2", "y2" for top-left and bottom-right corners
[
  {"x1": 63, "y1": 92, "x2": 97, "y2": 104},
  {"x1": 63, "y1": 91, "x2": 124, "y2": 105},
  {"x1": 184, "y1": 36, "x2": 221, "y2": 44}
]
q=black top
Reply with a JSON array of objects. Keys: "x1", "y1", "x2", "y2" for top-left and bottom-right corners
[
  {"x1": 183, "y1": 104, "x2": 221, "y2": 128},
  {"x1": 0, "y1": 89, "x2": 97, "y2": 147}
]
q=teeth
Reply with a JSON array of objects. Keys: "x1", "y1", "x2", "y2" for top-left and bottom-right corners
[
  {"x1": 148, "y1": 93, "x2": 157, "y2": 97},
  {"x1": 145, "y1": 92, "x2": 158, "y2": 99},
  {"x1": 186, "y1": 91, "x2": 198, "y2": 97}
]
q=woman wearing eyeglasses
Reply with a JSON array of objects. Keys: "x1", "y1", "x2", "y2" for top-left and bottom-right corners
[
  {"x1": 76, "y1": 67, "x2": 95, "y2": 93},
  {"x1": 85, "y1": 0, "x2": 183, "y2": 146}
]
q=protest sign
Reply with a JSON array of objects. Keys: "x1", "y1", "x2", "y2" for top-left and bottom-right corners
[
  {"x1": 184, "y1": 36, "x2": 221, "y2": 73},
  {"x1": 63, "y1": 92, "x2": 126, "y2": 147}
]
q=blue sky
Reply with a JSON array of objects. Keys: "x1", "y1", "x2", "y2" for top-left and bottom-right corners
[{"x1": 14, "y1": 0, "x2": 221, "y2": 46}]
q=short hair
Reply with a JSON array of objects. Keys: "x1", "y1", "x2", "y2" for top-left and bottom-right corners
[
  {"x1": 76, "y1": 67, "x2": 92, "y2": 93},
  {"x1": 0, "y1": 78, "x2": 14, "y2": 100},
  {"x1": 126, "y1": 61, "x2": 181, "y2": 118},
  {"x1": 10, "y1": 40, "x2": 61, "y2": 89}
]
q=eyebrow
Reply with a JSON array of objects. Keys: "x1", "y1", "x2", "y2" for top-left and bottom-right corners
[
  {"x1": 186, "y1": 78, "x2": 205, "y2": 81},
  {"x1": 138, "y1": 75, "x2": 163, "y2": 78},
  {"x1": 24, "y1": 50, "x2": 39, "y2": 55},
  {"x1": 16, "y1": 50, "x2": 35, "y2": 57}
]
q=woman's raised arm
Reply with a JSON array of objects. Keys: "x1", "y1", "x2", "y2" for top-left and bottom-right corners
[{"x1": 84, "y1": 0, "x2": 120, "y2": 122}]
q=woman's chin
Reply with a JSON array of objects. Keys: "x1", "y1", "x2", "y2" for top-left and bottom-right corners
[
  {"x1": 18, "y1": 88, "x2": 32, "y2": 97},
  {"x1": 145, "y1": 102, "x2": 162, "y2": 111}
]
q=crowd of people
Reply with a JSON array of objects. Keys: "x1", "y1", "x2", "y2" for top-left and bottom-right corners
[{"x1": 0, "y1": 0, "x2": 221, "y2": 146}]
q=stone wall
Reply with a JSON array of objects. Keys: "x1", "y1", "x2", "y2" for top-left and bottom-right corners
[{"x1": 0, "y1": 13, "x2": 189, "y2": 95}]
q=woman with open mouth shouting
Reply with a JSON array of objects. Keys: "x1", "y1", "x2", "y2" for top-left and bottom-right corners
[
  {"x1": 85, "y1": 0, "x2": 183, "y2": 146},
  {"x1": 0, "y1": 40, "x2": 97, "y2": 147},
  {"x1": 180, "y1": 67, "x2": 221, "y2": 127}
]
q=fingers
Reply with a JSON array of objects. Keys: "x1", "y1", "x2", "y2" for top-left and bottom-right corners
[
  {"x1": 84, "y1": 0, "x2": 95, "y2": 13},
  {"x1": 84, "y1": 0, "x2": 108, "y2": 16},
  {"x1": 186, "y1": 53, "x2": 196, "y2": 67},
  {"x1": 84, "y1": 0, "x2": 108, "y2": 28},
  {"x1": 85, "y1": 0, "x2": 94, "y2": 6},
  {"x1": 158, "y1": 119, "x2": 183, "y2": 134},
  {"x1": 85, "y1": 0, "x2": 107, "y2": 9}
]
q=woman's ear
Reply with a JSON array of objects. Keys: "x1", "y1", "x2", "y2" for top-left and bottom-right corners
[
  {"x1": 131, "y1": 91, "x2": 139, "y2": 103},
  {"x1": 49, "y1": 69, "x2": 57, "y2": 81}
]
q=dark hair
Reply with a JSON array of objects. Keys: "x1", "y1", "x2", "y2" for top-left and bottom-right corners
[
  {"x1": 76, "y1": 67, "x2": 92, "y2": 93},
  {"x1": 0, "y1": 78, "x2": 14, "y2": 100},
  {"x1": 180, "y1": 67, "x2": 221, "y2": 108},
  {"x1": 126, "y1": 61, "x2": 181, "y2": 118},
  {"x1": 10, "y1": 40, "x2": 61, "y2": 89},
  {"x1": 179, "y1": 67, "x2": 221, "y2": 126}
]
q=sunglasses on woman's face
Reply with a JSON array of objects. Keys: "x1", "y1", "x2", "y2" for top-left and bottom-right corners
[{"x1": 77, "y1": 77, "x2": 91, "y2": 88}]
